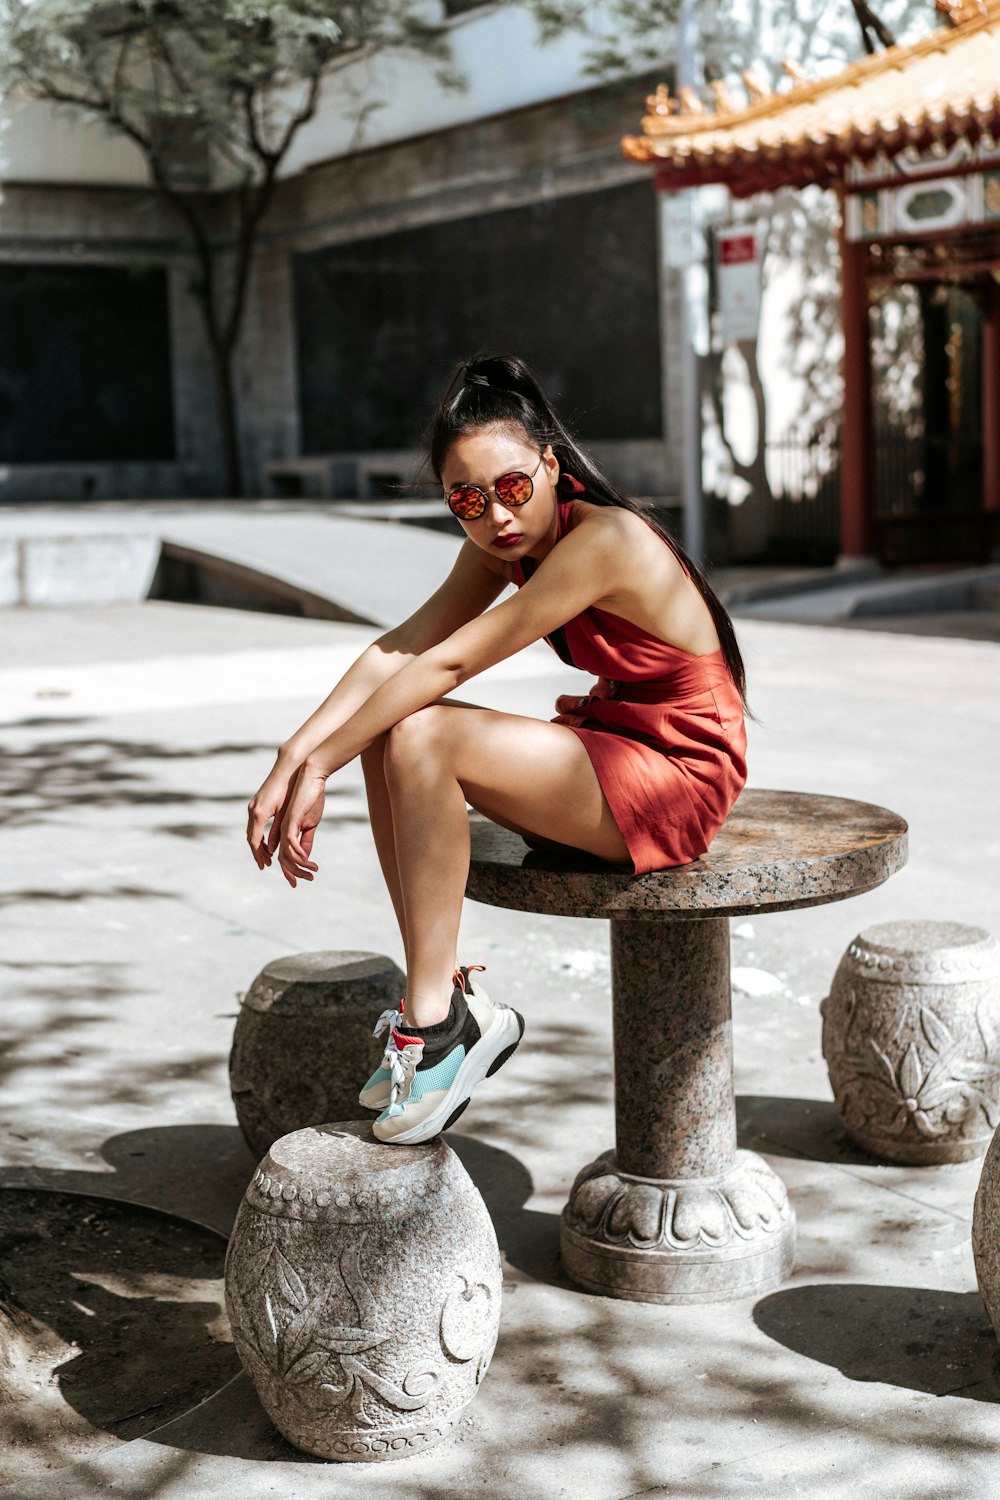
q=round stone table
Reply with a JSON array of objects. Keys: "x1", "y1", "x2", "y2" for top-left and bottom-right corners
[{"x1": 466, "y1": 789, "x2": 908, "y2": 1305}]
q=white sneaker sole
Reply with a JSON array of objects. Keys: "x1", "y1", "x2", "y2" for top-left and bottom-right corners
[{"x1": 373, "y1": 1005, "x2": 524, "y2": 1145}]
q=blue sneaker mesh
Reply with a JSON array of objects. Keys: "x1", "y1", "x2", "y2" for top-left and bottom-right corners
[{"x1": 377, "y1": 1045, "x2": 467, "y2": 1120}]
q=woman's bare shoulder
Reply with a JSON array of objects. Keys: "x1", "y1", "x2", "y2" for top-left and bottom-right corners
[{"x1": 569, "y1": 500, "x2": 684, "y2": 572}]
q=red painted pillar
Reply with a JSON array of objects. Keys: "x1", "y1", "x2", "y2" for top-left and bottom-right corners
[
  {"x1": 838, "y1": 203, "x2": 874, "y2": 560},
  {"x1": 983, "y1": 281, "x2": 1000, "y2": 521}
]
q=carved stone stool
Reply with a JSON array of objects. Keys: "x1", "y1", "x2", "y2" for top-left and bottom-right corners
[
  {"x1": 973, "y1": 1129, "x2": 1000, "y2": 1349},
  {"x1": 225, "y1": 1121, "x2": 502, "y2": 1461},
  {"x1": 466, "y1": 790, "x2": 907, "y2": 1305},
  {"x1": 823, "y1": 921, "x2": 1000, "y2": 1163},
  {"x1": 229, "y1": 951, "x2": 405, "y2": 1157}
]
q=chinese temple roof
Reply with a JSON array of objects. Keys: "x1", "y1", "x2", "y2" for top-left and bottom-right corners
[{"x1": 622, "y1": 0, "x2": 1000, "y2": 196}]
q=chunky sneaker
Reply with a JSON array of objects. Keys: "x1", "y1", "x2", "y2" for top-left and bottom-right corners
[
  {"x1": 372, "y1": 981, "x2": 524, "y2": 1145},
  {"x1": 358, "y1": 1003, "x2": 405, "y2": 1112},
  {"x1": 358, "y1": 968, "x2": 492, "y2": 1113}
]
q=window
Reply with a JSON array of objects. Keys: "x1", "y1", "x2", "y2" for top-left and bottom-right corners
[
  {"x1": 0, "y1": 264, "x2": 175, "y2": 463},
  {"x1": 293, "y1": 182, "x2": 661, "y2": 453}
]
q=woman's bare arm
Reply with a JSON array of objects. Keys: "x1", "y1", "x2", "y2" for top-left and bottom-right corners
[
  {"x1": 278, "y1": 543, "x2": 507, "y2": 767},
  {"x1": 299, "y1": 515, "x2": 619, "y2": 782},
  {"x1": 246, "y1": 540, "x2": 506, "y2": 864}
]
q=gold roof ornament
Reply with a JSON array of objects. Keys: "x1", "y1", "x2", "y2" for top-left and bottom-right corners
[
  {"x1": 742, "y1": 67, "x2": 772, "y2": 103},
  {"x1": 709, "y1": 79, "x2": 739, "y2": 115},
  {"x1": 677, "y1": 86, "x2": 705, "y2": 115},
  {"x1": 935, "y1": 0, "x2": 988, "y2": 25},
  {"x1": 643, "y1": 82, "x2": 678, "y2": 135},
  {"x1": 623, "y1": 0, "x2": 1000, "y2": 194},
  {"x1": 781, "y1": 59, "x2": 813, "y2": 87}
]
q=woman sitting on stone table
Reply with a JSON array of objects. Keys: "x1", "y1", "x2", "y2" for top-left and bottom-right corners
[{"x1": 246, "y1": 353, "x2": 748, "y2": 1145}]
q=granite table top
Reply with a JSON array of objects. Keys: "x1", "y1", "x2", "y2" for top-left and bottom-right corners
[{"x1": 466, "y1": 789, "x2": 908, "y2": 921}]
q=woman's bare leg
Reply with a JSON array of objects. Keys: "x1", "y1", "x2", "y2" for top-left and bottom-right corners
[
  {"x1": 360, "y1": 734, "x2": 408, "y2": 956},
  {"x1": 383, "y1": 704, "x2": 628, "y2": 1026}
]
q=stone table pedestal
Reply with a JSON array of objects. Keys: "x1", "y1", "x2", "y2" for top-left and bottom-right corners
[{"x1": 466, "y1": 790, "x2": 908, "y2": 1305}]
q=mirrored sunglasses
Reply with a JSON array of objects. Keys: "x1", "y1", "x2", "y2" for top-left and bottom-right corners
[{"x1": 446, "y1": 453, "x2": 545, "y2": 521}]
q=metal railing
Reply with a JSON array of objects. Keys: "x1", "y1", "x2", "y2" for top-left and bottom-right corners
[{"x1": 721, "y1": 434, "x2": 841, "y2": 563}]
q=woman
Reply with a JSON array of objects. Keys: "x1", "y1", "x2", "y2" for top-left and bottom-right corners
[{"x1": 246, "y1": 354, "x2": 747, "y2": 1146}]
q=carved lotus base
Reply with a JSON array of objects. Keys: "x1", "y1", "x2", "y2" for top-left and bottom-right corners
[
  {"x1": 225, "y1": 1123, "x2": 501, "y2": 1461},
  {"x1": 560, "y1": 1148, "x2": 795, "y2": 1305}
]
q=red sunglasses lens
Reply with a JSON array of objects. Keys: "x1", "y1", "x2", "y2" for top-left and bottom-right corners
[
  {"x1": 494, "y1": 472, "x2": 532, "y2": 506},
  {"x1": 448, "y1": 487, "x2": 486, "y2": 520}
]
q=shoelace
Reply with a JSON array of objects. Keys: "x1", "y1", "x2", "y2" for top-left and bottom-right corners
[
  {"x1": 372, "y1": 1006, "x2": 403, "y2": 1041},
  {"x1": 381, "y1": 1030, "x2": 420, "y2": 1107},
  {"x1": 373, "y1": 1009, "x2": 420, "y2": 1106}
]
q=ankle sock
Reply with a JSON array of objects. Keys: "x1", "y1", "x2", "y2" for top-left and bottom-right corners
[{"x1": 401, "y1": 994, "x2": 459, "y2": 1042}]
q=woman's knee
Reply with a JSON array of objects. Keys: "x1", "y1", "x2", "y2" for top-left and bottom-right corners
[{"x1": 383, "y1": 705, "x2": 453, "y2": 774}]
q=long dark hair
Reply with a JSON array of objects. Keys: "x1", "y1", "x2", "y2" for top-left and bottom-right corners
[{"x1": 427, "y1": 352, "x2": 748, "y2": 708}]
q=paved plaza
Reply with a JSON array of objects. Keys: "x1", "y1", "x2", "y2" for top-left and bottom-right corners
[{"x1": 2, "y1": 509, "x2": 1000, "y2": 1498}]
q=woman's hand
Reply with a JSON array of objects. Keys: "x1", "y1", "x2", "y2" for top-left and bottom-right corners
[
  {"x1": 247, "y1": 766, "x2": 297, "y2": 871},
  {"x1": 278, "y1": 764, "x2": 328, "y2": 888}
]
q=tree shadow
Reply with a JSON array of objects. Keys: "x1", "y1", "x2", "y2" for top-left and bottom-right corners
[
  {"x1": 158, "y1": 822, "x2": 241, "y2": 841},
  {"x1": 754, "y1": 1283, "x2": 1000, "y2": 1401},
  {"x1": 3, "y1": 1124, "x2": 998, "y2": 1495},
  {"x1": 0, "y1": 884, "x2": 174, "y2": 909},
  {"x1": 0, "y1": 964, "x2": 223, "y2": 1109},
  {"x1": 0, "y1": 730, "x2": 371, "y2": 831},
  {"x1": 5, "y1": 715, "x2": 96, "y2": 730},
  {"x1": 0, "y1": 1184, "x2": 240, "y2": 1487}
]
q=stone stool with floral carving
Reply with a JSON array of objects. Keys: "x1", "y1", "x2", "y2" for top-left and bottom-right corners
[
  {"x1": 225, "y1": 1121, "x2": 502, "y2": 1461},
  {"x1": 466, "y1": 789, "x2": 907, "y2": 1305},
  {"x1": 823, "y1": 921, "x2": 1000, "y2": 1163},
  {"x1": 972, "y1": 1123, "x2": 1000, "y2": 1359},
  {"x1": 230, "y1": 951, "x2": 405, "y2": 1157}
]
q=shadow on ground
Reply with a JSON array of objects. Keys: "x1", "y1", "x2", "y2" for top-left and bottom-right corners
[
  {"x1": 0, "y1": 1185, "x2": 239, "y2": 1487},
  {"x1": 754, "y1": 1282, "x2": 999, "y2": 1401},
  {"x1": 736, "y1": 1093, "x2": 885, "y2": 1165},
  {"x1": 2, "y1": 1122, "x2": 999, "y2": 1498},
  {"x1": 0, "y1": 965, "x2": 224, "y2": 1110},
  {"x1": 0, "y1": 732, "x2": 368, "y2": 831}
]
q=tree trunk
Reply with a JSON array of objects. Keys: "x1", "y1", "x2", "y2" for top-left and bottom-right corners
[
  {"x1": 212, "y1": 339, "x2": 243, "y2": 499},
  {"x1": 737, "y1": 337, "x2": 774, "y2": 507}
]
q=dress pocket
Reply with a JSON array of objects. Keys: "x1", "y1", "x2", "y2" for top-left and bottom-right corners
[{"x1": 555, "y1": 693, "x2": 591, "y2": 716}]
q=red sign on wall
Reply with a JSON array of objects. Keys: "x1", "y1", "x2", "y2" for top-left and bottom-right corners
[
  {"x1": 715, "y1": 227, "x2": 761, "y2": 340},
  {"x1": 718, "y1": 233, "x2": 757, "y2": 266}
]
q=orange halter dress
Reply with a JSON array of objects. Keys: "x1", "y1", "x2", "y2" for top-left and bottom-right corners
[{"x1": 515, "y1": 487, "x2": 747, "y2": 874}]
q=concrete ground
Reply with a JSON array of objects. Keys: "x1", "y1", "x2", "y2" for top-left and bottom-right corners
[{"x1": 3, "y1": 514, "x2": 1000, "y2": 1498}]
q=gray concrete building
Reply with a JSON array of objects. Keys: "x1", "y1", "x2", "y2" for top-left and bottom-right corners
[{"x1": 0, "y1": 8, "x2": 679, "y2": 505}]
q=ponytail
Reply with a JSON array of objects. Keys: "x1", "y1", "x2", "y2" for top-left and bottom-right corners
[{"x1": 427, "y1": 353, "x2": 748, "y2": 710}]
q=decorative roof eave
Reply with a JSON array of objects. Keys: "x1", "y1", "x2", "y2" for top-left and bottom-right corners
[{"x1": 623, "y1": 0, "x2": 1000, "y2": 197}]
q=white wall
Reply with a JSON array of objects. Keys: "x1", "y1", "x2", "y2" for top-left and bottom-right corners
[
  {"x1": 1, "y1": 96, "x2": 151, "y2": 186},
  {"x1": 0, "y1": 4, "x2": 656, "y2": 188},
  {"x1": 280, "y1": 5, "x2": 628, "y2": 176}
]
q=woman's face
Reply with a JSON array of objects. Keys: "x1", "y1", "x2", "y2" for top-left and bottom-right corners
[{"x1": 440, "y1": 427, "x2": 560, "y2": 561}]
